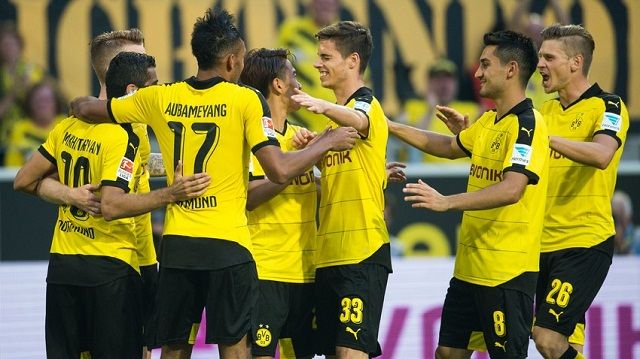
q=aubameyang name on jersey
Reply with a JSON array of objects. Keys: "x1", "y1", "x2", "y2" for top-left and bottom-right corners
[
  {"x1": 176, "y1": 195, "x2": 217, "y2": 210},
  {"x1": 62, "y1": 132, "x2": 101, "y2": 155},
  {"x1": 470, "y1": 164, "x2": 503, "y2": 182},
  {"x1": 57, "y1": 220, "x2": 95, "y2": 239},
  {"x1": 164, "y1": 103, "x2": 227, "y2": 118},
  {"x1": 323, "y1": 151, "x2": 352, "y2": 167}
]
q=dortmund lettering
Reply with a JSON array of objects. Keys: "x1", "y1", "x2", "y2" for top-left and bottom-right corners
[
  {"x1": 292, "y1": 169, "x2": 314, "y2": 186},
  {"x1": 57, "y1": 219, "x2": 95, "y2": 239},
  {"x1": 164, "y1": 102, "x2": 227, "y2": 118},
  {"x1": 323, "y1": 151, "x2": 353, "y2": 168},
  {"x1": 550, "y1": 149, "x2": 566, "y2": 160},
  {"x1": 470, "y1": 164, "x2": 503, "y2": 182},
  {"x1": 176, "y1": 195, "x2": 218, "y2": 210},
  {"x1": 62, "y1": 132, "x2": 102, "y2": 155}
]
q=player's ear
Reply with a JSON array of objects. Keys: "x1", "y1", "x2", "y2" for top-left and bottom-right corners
[
  {"x1": 570, "y1": 54, "x2": 582, "y2": 73},
  {"x1": 271, "y1": 77, "x2": 284, "y2": 96},
  {"x1": 226, "y1": 53, "x2": 235, "y2": 73},
  {"x1": 347, "y1": 52, "x2": 359, "y2": 71},
  {"x1": 126, "y1": 84, "x2": 138, "y2": 95},
  {"x1": 505, "y1": 60, "x2": 518, "y2": 81}
]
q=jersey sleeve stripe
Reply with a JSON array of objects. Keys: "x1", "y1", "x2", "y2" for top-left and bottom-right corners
[
  {"x1": 593, "y1": 129, "x2": 623, "y2": 148},
  {"x1": 111, "y1": 124, "x2": 140, "y2": 193},
  {"x1": 106, "y1": 99, "x2": 118, "y2": 123},
  {"x1": 599, "y1": 93, "x2": 622, "y2": 115},
  {"x1": 515, "y1": 109, "x2": 536, "y2": 146},
  {"x1": 101, "y1": 179, "x2": 131, "y2": 192},
  {"x1": 456, "y1": 135, "x2": 471, "y2": 157},
  {"x1": 37, "y1": 145, "x2": 56, "y2": 165},
  {"x1": 503, "y1": 165, "x2": 540, "y2": 185},
  {"x1": 251, "y1": 139, "x2": 280, "y2": 154}
]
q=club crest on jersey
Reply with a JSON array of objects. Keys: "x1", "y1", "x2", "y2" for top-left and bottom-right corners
[
  {"x1": 354, "y1": 100, "x2": 371, "y2": 114},
  {"x1": 117, "y1": 157, "x2": 134, "y2": 181},
  {"x1": 262, "y1": 116, "x2": 277, "y2": 139},
  {"x1": 601, "y1": 112, "x2": 622, "y2": 132},
  {"x1": 510, "y1": 144, "x2": 532, "y2": 166}
]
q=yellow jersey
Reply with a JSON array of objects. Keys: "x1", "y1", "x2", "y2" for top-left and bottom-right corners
[
  {"x1": 131, "y1": 123, "x2": 156, "y2": 267},
  {"x1": 108, "y1": 76, "x2": 279, "y2": 269},
  {"x1": 248, "y1": 121, "x2": 317, "y2": 283},
  {"x1": 456, "y1": 98, "x2": 549, "y2": 287},
  {"x1": 315, "y1": 87, "x2": 391, "y2": 270},
  {"x1": 541, "y1": 83, "x2": 628, "y2": 252},
  {"x1": 39, "y1": 116, "x2": 141, "y2": 285}
]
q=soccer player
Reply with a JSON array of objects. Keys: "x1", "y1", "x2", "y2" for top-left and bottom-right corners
[
  {"x1": 290, "y1": 21, "x2": 391, "y2": 359},
  {"x1": 533, "y1": 24, "x2": 629, "y2": 359},
  {"x1": 239, "y1": 47, "x2": 317, "y2": 359},
  {"x1": 69, "y1": 8, "x2": 358, "y2": 359},
  {"x1": 393, "y1": 30, "x2": 548, "y2": 358},
  {"x1": 13, "y1": 51, "x2": 209, "y2": 359}
]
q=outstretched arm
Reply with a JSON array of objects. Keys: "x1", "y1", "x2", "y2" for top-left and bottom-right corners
[
  {"x1": 387, "y1": 119, "x2": 466, "y2": 159},
  {"x1": 246, "y1": 178, "x2": 289, "y2": 211},
  {"x1": 550, "y1": 134, "x2": 618, "y2": 170},
  {"x1": 403, "y1": 171, "x2": 529, "y2": 212},
  {"x1": 70, "y1": 96, "x2": 112, "y2": 123},
  {"x1": 291, "y1": 89, "x2": 369, "y2": 136}
]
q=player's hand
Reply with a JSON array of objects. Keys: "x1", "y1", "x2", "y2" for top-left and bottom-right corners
[
  {"x1": 291, "y1": 88, "x2": 329, "y2": 114},
  {"x1": 320, "y1": 126, "x2": 359, "y2": 152},
  {"x1": 292, "y1": 128, "x2": 317, "y2": 150},
  {"x1": 386, "y1": 162, "x2": 407, "y2": 183},
  {"x1": 403, "y1": 179, "x2": 450, "y2": 212},
  {"x1": 435, "y1": 105, "x2": 469, "y2": 135},
  {"x1": 169, "y1": 161, "x2": 211, "y2": 201},
  {"x1": 68, "y1": 184, "x2": 101, "y2": 216}
]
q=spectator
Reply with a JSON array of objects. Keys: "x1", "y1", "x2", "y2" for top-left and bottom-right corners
[
  {"x1": 4, "y1": 79, "x2": 65, "y2": 167},
  {"x1": 278, "y1": 0, "x2": 340, "y2": 133},
  {"x1": 612, "y1": 190, "x2": 640, "y2": 255},
  {"x1": 395, "y1": 58, "x2": 480, "y2": 163},
  {"x1": 0, "y1": 21, "x2": 45, "y2": 159}
]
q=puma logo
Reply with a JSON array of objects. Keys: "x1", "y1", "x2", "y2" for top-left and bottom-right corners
[
  {"x1": 129, "y1": 143, "x2": 138, "y2": 152},
  {"x1": 345, "y1": 326, "x2": 361, "y2": 341},
  {"x1": 549, "y1": 308, "x2": 564, "y2": 322},
  {"x1": 494, "y1": 340, "x2": 507, "y2": 352},
  {"x1": 608, "y1": 100, "x2": 620, "y2": 108},
  {"x1": 520, "y1": 127, "x2": 533, "y2": 137}
]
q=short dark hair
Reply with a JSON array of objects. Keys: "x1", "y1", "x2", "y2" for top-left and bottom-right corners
[
  {"x1": 541, "y1": 24, "x2": 595, "y2": 76},
  {"x1": 241, "y1": 48, "x2": 293, "y2": 99},
  {"x1": 191, "y1": 8, "x2": 242, "y2": 70},
  {"x1": 316, "y1": 21, "x2": 372, "y2": 74},
  {"x1": 105, "y1": 52, "x2": 156, "y2": 99},
  {"x1": 483, "y1": 30, "x2": 538, "y2": 87},
  {"x1": 89, "y1": 28, "x2": 145, "y2": 84}
]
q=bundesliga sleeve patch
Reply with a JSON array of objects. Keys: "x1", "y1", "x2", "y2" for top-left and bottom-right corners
[
  {"x1": 600, "y1": 112, "x2": 622, "y2": 132},
  {"x1": 354, "y1": 100, "x2": 371, "y2": 114},
  {"x1": 510, "y1": 144, "x2": 532, "y2": 166},
  {"x1": 117, "y1": 157, "x2": 134, "y2": 181},
  {"x1": 262, "y1": 116, "x2": 277, "y2": 139}
]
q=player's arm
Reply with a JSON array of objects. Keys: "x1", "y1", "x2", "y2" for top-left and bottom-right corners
[
  {"x1": 101, "y1": 162, "x2": 210, "y2": 221},
  {"x1": 254, "y1": 126, "x2": 358, "y2": 184},
  {"x1": 291, "y1": 89, "x2": 369, "y2": 135},
  {"x1": 549, "y1": 134, "x2": 618, "y2": 170},
  {"x1": 69, "y1": 96, "x2": 111, "y2": 123},
  {"x1": 403, "y1": 171, "x2": 529, "y2": 212},
  {"x1": 246, "y1": 178, "x2": 288, "y2": 211},
  {"x1": 387, "y1": 118, "x2": 467, "y2": 159}
]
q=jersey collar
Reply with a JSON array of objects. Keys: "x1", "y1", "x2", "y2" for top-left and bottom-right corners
[
  {"x1": 275, "y1": 120, "x2": 289, "y2": 136},
  {"x1": 495, "y1": 98, "x2": 533, "y2": 123},
  {"x1": 185, "y1": 76, "x2": 225, "y2": 90},
  {"x1": 343, "y1": 86, "x2": 372, "y2": 106},
  {"x1": 561, "y1": 83, "x2": 603, "y2": 110}
]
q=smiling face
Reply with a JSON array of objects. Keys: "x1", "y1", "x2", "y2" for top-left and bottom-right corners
[
  {"x1": 537, "y1": 39, "x2": 574, "y2": 94},
  {"x1": 314, "y1": 39, "x2": 350, "y2": 90},
  {"x1": 474, "y1": 45, "x2": 506, "y2": 100}
]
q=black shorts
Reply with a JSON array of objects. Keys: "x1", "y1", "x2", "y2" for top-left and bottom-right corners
[
  {"x1": 315, "y1": 264, "x2": 389, "y2": 357},
  {"x1": 438, "y1": 276, "x2": 534, "y2": 358},
  {"x1": 46, "y1": 275, "x2": 143, "y2": 359},
  {"x1": 535, "y1": 239, "x2": 613, "y2": 343},
  {"x1": 250, "y1": 280, "x2": 316, "y2": 357},
  {"x1": 154, "y1": 262, "x2": 258, "y2": 345},
  {"x1": 140, "y1": 264, "x2": 159, "y2": 348}
]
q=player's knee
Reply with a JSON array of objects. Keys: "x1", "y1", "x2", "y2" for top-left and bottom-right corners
[{"x1": 532, "y1": 327, "x2": 566, "y2": 358}]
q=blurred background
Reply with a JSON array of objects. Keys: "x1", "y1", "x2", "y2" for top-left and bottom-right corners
[{"x1": 0, "y1": 1, "x2": 639, "y2": 358}]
